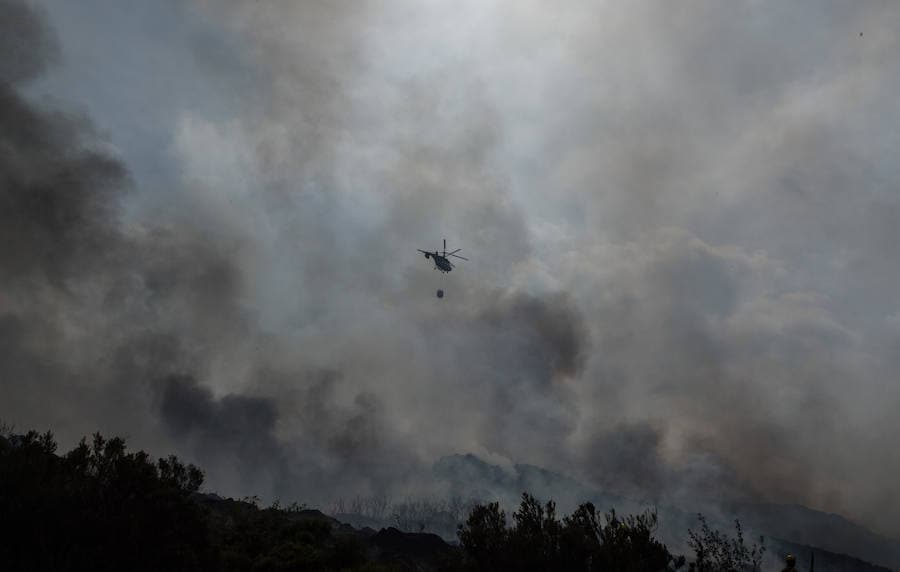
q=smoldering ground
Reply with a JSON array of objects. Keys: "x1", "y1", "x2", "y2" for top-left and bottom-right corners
[{"x1": 4, "y1": 0, "x2": 900, "y2": 541}]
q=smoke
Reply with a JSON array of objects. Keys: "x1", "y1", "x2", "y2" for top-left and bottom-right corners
[
  {"x1": 157, "y1": 374, "x2": 289, "y2": 496},
  {"x1": 3, "y1": 0, "x2": 900, "y2": 541},
  {"x1": 0, "y1": 0, "x2": 57, "y2": 84}
]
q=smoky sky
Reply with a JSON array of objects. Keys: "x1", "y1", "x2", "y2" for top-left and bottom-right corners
[{"x1": 3, "y1": 0, "x2": 900, "y2": 539}]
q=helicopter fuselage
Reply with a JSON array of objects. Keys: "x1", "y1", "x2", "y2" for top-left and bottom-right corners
[
  {"x1": 418, "y1": 241, "x2": 465, "y2": 274},
  {"x1": 424, "y1": 252, "x2": 453, "y2": 272}
]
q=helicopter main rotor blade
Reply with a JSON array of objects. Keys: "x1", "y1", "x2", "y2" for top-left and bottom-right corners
[
  {"x1": 449, "y1": 253, "x2": 468, "y2": 261},
  {"x1": 446, "y1": 248, "x2": 462, "y2": 256}
]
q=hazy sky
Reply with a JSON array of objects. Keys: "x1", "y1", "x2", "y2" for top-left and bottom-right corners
[{"x1": 3, "y1": 0, "x2": 900, "y2": 537}]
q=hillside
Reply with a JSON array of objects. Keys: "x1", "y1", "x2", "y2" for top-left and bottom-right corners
[
  {"x1": 1, "y1": 429, "x2": 895, "y2": 571},
  {"x1": 430, "y1": 454, "x2": 900, "y2": 571}
]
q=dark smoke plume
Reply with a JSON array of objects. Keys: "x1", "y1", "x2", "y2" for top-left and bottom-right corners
[{"x1": 3, "y1": 0, "x2": 900, "y2": 546}]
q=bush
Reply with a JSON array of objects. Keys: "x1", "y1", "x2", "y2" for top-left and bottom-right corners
[{"x1": 687, "y1": 514, "x2": 765, "y2": 572}]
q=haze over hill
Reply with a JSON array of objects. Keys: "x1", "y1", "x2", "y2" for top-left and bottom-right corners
[
  {"x1": 2, "y1": 0, "x2": 900, "y2": 557},
  {"x1": 430, "y1": 454, "x2": 900, "y2": 571}
]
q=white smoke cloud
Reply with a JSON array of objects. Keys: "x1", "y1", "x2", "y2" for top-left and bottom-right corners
[{"x1": 5, "y1": 0, "x2": 900, "y2": 539}]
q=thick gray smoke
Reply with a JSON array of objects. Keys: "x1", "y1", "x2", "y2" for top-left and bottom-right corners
[{"x1": 3, "y1": 0, "x2": 900, "y2": 542}]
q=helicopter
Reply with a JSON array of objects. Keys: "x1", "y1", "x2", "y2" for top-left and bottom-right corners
[{"x1": 418, "y1": 239, "x2": 467, "y2": 273}]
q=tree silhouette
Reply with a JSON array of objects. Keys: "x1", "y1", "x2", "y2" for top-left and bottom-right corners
[
  {"x1": 0, "y1": 430, "x2": 212, "y2": 571},
  {"x1": 458, "y1": 501, "x2": 510, "y2": 570},
  {"x1": 458, "y1": 492, "x2": 684, "y2": 571}
]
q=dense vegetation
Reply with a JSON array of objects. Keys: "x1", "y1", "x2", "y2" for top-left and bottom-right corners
[
  {"x1": 458, "y1": 496, "x2": 683, "y2": 571},
  {"x1": 1, "y1": 427, "x2": 772, "y2": 571},
  {"x1": 0, "y1": 429, "x2": 213, "y2": 570}
]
